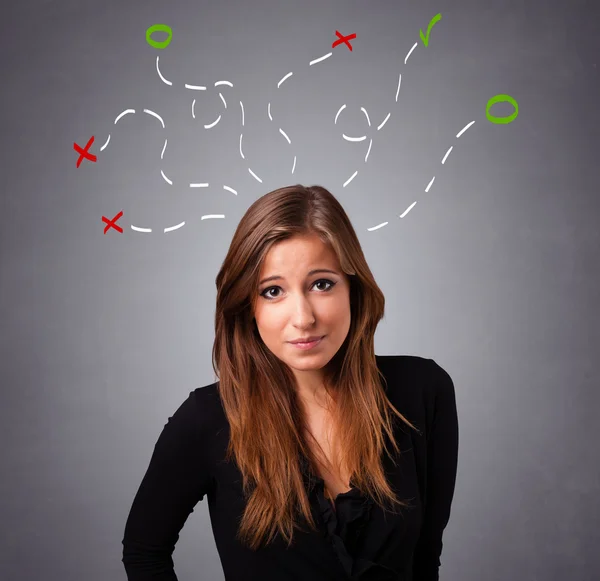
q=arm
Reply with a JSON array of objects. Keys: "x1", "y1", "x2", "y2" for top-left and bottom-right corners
[
  {"x1": 412, "y1": 360, "x2": 459, "y2": 581},
  {"x1": 121, "y1": 390, "x2": 212, "y2": 580}
]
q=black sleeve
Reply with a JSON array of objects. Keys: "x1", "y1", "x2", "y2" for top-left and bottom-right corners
[
  {"x1": 121, "y1": 391, "x2": 213, "y2": 580},
  {"x1": 412, "y1": 360, "x2": 459, "y2": 581}
]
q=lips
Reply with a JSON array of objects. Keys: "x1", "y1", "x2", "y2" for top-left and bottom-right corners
[{"x1": 288, "y1": 335, "x2": 324, "y2": 344}]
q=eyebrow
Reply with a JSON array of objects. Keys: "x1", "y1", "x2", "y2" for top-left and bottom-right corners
[{"x1": 258, "y1": 269, "x2": 340, "y2": 286}]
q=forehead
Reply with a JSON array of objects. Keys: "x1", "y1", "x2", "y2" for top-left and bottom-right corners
[{"x1": 260, "y1": 235, "x2": 337, "y2": 271}]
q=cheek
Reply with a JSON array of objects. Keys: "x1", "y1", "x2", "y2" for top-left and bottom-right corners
[
  {"x1": 255, "y1": 311, "x2": 285, "y2": 334},
  {"x1": 324, "y1": 299, "x2": 351, "y2": 319}
]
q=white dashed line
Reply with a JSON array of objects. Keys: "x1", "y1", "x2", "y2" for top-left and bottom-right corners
[
  {"x1": 185, "y1": 84, "x2": 207, "y2": 91},
  {"x1": 309, "y1": 53, "x2": 332, "y2": 66},
  {"x1": 190, "y1": 183, "x2": 209, "y2": 188},
  {"x1": 362, "y1": 108, "x2": 371, "y2": 126},
  {"x1": 404, "y1": 42, "x2": 417, "y2": 64},
  {"x1": 374, "y1": 119, "x2": 476, "y2": 229},
  {"x1": 248, "y1": 168, "x2": 262, "y2": 183},
  {"x1": 441, "y1": 146, "x2": 453, "y2": 164},
  {"x1": 365, "y1": 139, "x2": 373, "y2": 162},
  {"x1": 399, "y1": 201, "x2": 418, "y2": 218},
  {"x1": 343, "y1": 171, "x2": 358, "y2": 188},
  {"x1": 131, "y1": 225, "x2": 152, "y2": 232},
  {"x1": 456, "y1": 120, "x2": 475, "y2": 138},
  {"x1": 156, "y1": 56, "x2": 172, "y2": 86},
  {"x1": 277, "y1": 72, "x2": 293, "y2": 88},
  {"x1": 204, "y1": 115, "x2": 221, "y2": 129},
  {"x1": 343, "y1": 134, "x2": 367, "y2": 142},
  {"x1": 160, "y1": 139, "x2": 167, "y2": 160},
  {"x1": 114, "y1": 109, "x2": 135, "y2": 124},
  {"x1": 239, "y1": 134, "x2": 245, "y2": 159},
  {"x1": 201, "y1": 214, "x2": 225, "y2": 220},
  {"x1": 240, "y1": 101, "x2": 245, "y2": 126},
  {"x1": 100, "y1": 135, "x2": 110, "y2": 151},
  {"x1": 143, "y1": 109, "x2": 165, "y2": 128},
  {"x1": 164, "y1": 221, "x2": 185, "y2": 233},
  {"x1": 367, "y1": 222, "x2": 388, "y2": 231},
  {"x1": 377, "y1": 113, "x2": 391, "y2": 131},
  {"x1": 279, "y1": 128, "x2": 291, "y2": 144},
  {"x1": 223, "y1": 185, "x2": 238, "y2": 195},
  {"x1": 161, "y1": 170, "x2": 173, "y2": 185}
]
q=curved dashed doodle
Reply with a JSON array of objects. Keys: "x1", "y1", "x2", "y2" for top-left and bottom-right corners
[
  {"x1": 96, "y1": 94, "x2": 236, "y2": 230},
  {"x1": 367, "y1": 94, "x2": 519, "y2": 231},
  {"x1": 96, "y1": 106, "x2": 210, "y2": 233},
  {"x1": 81, "y1": 13, "x2": 519, "y2": 235}
]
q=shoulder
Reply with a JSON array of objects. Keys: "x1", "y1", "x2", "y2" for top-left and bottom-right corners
[
  {"x1": 376, "y1": 354, "x2": 454, "y2": 393},
  {"x1": 375, "y1": 354, "x2": 456, "y2": 423},
  {"x1": 168, "y1": 382, "x2": 226, "y2": 442}
]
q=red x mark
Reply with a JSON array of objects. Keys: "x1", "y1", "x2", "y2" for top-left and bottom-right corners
[
  {"x1": 332, "y1": 30, "x2": 357, "y2": 51},
  {"x1": 102, "y1": 210, "x2": 124, "y2": 234},
  {"x1": 74, "y1": 136, "x2": 97, "y2": 168}
]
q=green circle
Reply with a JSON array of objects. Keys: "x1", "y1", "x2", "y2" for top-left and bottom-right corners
[
  {"x1": 146, "y1": 24, "x2": 173, "y2": 49},
  {"x1": 486, "y1": 94, "x2": 519, "y2": 124}
]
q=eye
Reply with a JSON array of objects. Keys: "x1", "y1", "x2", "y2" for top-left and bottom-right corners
[{"x1": 260, "y1": 279, "x2": 336, "y2": 300}]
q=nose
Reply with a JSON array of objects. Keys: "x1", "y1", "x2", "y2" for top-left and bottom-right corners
[{"x1": 290, "y1": 293, "x2": 316, "y2": 326}]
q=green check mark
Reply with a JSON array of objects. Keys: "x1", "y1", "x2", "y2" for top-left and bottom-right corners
[{"x1": 419, "y1": 13, "x2": 442, "y2": 47}]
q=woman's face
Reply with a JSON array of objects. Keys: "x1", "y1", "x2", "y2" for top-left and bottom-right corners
[{"x1": 253, "y1": 234, "x2": 351, "y2": 396}]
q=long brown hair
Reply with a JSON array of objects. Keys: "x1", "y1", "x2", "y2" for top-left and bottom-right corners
[{"x1": 212, "y1": 184, "x2": 421, "y2": 550}]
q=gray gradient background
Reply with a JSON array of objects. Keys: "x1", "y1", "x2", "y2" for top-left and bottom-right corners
[{"x1": 1, "y1": 0, "x2": 599, "y2": 580}]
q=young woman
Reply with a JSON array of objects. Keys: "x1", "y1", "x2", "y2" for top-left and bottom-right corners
[{"x1": 122, "y1": 184, "x2": 459, "y2": 580}]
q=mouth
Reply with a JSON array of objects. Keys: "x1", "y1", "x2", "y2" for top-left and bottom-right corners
[{"x1": 288, "y1": 336, "x2": 325, "y2": 350}]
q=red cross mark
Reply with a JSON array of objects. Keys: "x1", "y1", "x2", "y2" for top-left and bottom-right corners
[
  {"x1": 74, "y1": 136, "x2": 97, "y2": 168},
  {"x1": 102, "y1": 210, "x2": 124, "y2": 234},
  {"x1": 332, "y1": 30, "x2": 357, "y2": 51}
]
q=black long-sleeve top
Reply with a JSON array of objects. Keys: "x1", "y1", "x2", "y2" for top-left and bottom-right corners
[{"x1": 122, "y1": 355, "x2": 459, "y2": 580}]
